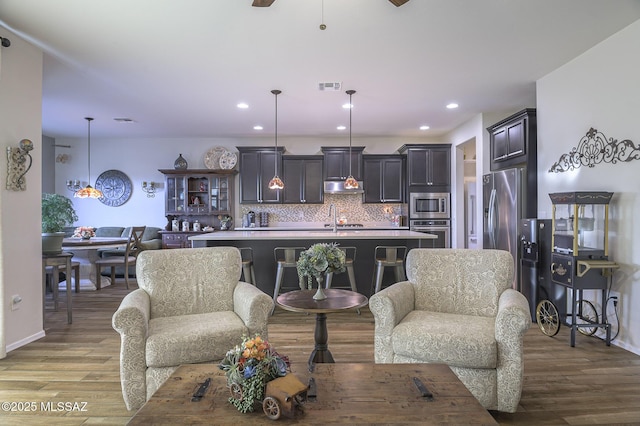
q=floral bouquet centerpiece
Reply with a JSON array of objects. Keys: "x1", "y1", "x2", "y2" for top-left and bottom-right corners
[
  {"x1": 297, "y1": 242, "x2": 346, "y2": 300},
  {"x1": 219, "y1": 335, "x2": 290, "y2": 413},
  {"x1": 72, "y1": 226, "x2": 95, "y2": 240}
]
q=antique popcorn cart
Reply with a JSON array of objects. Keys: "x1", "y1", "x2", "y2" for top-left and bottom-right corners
[{"x1": 536, "y1": 191, "x2": 619, "y2": 346}]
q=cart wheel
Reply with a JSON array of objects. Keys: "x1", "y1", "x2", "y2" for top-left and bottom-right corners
[
  {"x1": 536, "y1": 300, "x2": 560, "y2": 336},
  {"x1": 295, "y1": 393, "x2": 306, "y2": 405},
  {"x1": 577, "y1": 300, "x2": 599, "y2": 336},
  {"x1": 263, "y1": 396, "x2": 281, "y2": 420},
  {"x1": 229, "y1": 383, "x2": 243, "y2": 401}
]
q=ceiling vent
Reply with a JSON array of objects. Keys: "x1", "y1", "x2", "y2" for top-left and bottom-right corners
[{"x1": 318, "y1": 82, "x2": 342, "y2": 91}]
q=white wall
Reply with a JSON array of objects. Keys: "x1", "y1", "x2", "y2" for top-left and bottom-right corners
[
  {"x1": 444, "y1": 110, "x2": 534, "y2": 249},
  {"x1": 537, "y1": 19, "x2": 640, "y2": 354},
  {"x1": 0, "y1": 29, "x2": 45, "y2": 354},
  {"x1": 52, "y1": 135, "x2": 440, "y2": 228}
]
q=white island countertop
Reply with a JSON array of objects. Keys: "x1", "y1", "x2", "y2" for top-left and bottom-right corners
[{"x1": 189, "y1": 229, "x2": 435, "y2": 241}]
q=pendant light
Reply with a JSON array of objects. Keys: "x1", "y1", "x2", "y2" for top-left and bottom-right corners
[
  {"x1": 344, "y1": 90, "x2": 359, "y2": 189},
  {"x1": 268, "y1": 89, "x2": 284, "y2": 190},
  {"x1": 74, "y1": 117, "x2": 103, "y2": 199}
]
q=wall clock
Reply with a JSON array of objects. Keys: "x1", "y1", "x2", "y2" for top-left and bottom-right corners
[{"x1": 95, "y1": 169, "x2": 133, "y2": 207}]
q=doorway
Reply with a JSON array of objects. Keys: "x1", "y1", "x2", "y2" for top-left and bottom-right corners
[{"x1": 460, "y1": 139, "x2": 477, "y2": 248}]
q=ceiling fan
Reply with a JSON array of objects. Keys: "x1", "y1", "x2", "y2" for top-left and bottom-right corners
[{"x1": 252, "y1": 0, "x2": 410, "y2": 7}]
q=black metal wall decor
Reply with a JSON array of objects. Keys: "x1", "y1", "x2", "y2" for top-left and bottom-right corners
[{"x1": 549, "y1": 128, "x2": 640, "y2": 173}]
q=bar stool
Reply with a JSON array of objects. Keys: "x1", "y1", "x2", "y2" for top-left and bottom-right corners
[
  {"x1": 273, "y1": 247, "x2": 306, "y2": 312},
  {"x1": 372, "y1": 246, "x2": 407, "y2": 294},
  {"x1": 325, "y1": 247, "x2": 360, "y2": 314},
  {"x1": 239, "y1": 247, "x2": 256, "y2": 285}
]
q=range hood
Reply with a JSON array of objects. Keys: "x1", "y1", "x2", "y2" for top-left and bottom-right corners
[{"x1": 323, "y1": 180, "x2": 364, "y2": 194}]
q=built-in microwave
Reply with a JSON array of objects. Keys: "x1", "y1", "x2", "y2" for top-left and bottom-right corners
[{"x1": 409, "y1": 192, "x2": 450, "y2": 219}]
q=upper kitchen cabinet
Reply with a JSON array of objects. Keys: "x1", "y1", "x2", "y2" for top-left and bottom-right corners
[
  {"x1": 282, "y1": 155, "x2": 324, "y2": 204},
  {"x1": 322, "y1": 146, "x2": 364, "y2": 181},
  {"x1": 363, "y1": 155, "x2": 405, "y2": 203},
  {"x1": 399, "y1": 144, "x2": 451, "y2": 192},
  {"x1": 237, "y1": 146, "x2": 284, "y2": 204},
  {"x1": 487, "y1": 108, "x2": 537, "y2": 171}
]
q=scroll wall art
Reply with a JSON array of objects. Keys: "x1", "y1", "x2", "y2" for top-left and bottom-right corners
[{"x1": 549, "y1": 127, "x2": 640, "y2": 173}]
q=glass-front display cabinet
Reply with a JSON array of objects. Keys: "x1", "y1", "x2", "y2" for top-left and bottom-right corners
[
  {"x1": 166, "y1": 175, "x2": 186, "y2": 214},
  {"x1": 160, "y1": 169, "x2": 235, "y2": 230}
]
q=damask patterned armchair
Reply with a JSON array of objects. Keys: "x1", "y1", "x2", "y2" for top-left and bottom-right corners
[
  {"x1": 112, "y1": 247, "x2": 274, "y2": 410},
  {"x1": 369, "y1": 249, "x2": 530, "y2": 413}
]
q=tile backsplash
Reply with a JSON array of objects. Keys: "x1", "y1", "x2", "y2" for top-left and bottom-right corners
[{"x1": 240, "y1": 194, "x2": 406, "y2": 225}]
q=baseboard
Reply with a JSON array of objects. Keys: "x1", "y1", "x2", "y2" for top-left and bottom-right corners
[
  {"x1": 5, "y1": 330, "x2": 46, "y2": 353},
  {"x1": 611, "y1": 340, "x2": 640, "y2": 356},
  {"x1": 593, "y1": 329, "x2": 640, "y2": 356}
]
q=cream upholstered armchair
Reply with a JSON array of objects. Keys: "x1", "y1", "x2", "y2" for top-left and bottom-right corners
[
  {"x1": 369, "y1": 249, "x2": 530, "y2": 413},
  {"x1": 112, "y1": 247, "x2": 274, "y2": 410}
]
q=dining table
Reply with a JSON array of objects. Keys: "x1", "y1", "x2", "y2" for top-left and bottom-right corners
[{"x1": 62, "y1": 237, "x2": 128, "y2": 290}]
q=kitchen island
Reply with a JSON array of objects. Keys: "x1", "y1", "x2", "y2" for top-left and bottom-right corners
[{"x1": 190, "y1": 229, "x2": 435, "y2": 298}]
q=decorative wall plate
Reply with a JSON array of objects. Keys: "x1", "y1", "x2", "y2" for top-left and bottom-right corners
[
  {"x1": 219, "y1": 151, "x2": 237, "y2": 170},
  {"x1": 204, "y1": 146, "x2": 226, "y2": 170},
  {"x1": 95, "y1": 169, "x2": 133, "y2": 207}
]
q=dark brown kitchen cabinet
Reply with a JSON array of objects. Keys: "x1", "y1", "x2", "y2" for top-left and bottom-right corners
[
  {"x1": 488, "y1": 108, "x2": 536, "y2": 171},
  {"x1": 363, "y1": 155, "x2": 405, "y2": 203},
  {"x1": 160, "y1": 231, "x2": 198, "y2": 249},
  {"x1": 321, "y1": 146, "x2": 364, "y2": 181},
  {"x1": 159, "y1": 169, "x2": 234, "y2": 217},
  {"x1": 237, "y1": 146, "x2": 284, "y2": 204},
  {"x1": 282, "y1": 156, "x2": 324, "y2": 204},
  {"x1": 399, "y1": 144, "x2": 451, "y2": 192}
]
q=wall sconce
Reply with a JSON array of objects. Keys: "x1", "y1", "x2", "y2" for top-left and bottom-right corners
[
  {"x1": 6, "y1": 139, "x2": 34, "y2": 191},
  {"x1": 141, "y1": 181, "x2": 157, "y2": 198},
  {"x1": 66, "y1": 180, "x2": 83, "y2": 192},
  {"x1": 56, "y1": 153, "x2": 69, "y2": 163}
]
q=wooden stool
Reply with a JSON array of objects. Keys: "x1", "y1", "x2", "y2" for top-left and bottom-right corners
[
  {"x1": 46, "y1": 260, "x2": 81, "y2": 293},
  {"x1": 372, "y1": 246, "x2": 407, "y2": 294},
  {"x1": 42, "y1": 252, "x2": 74, "y2": 324},
  {"x1": 273, "y1": 247, "x2": 306, "y2": 313},
  {"x1": 239, "y1": 247, "x2": 256, "y2": 285}
]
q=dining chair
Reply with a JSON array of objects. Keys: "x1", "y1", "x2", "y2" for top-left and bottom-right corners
[{"x1": 94, "y1": 226, "x2": 146, "y2": 289}]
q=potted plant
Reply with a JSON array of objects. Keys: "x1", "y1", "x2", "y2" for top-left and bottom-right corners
[
  {"x1": 296, "y1": 243, "x2": 346, "y2": 300},
  {"x1": 42, "y1": 193, "x2": 78, "y2": 254}
]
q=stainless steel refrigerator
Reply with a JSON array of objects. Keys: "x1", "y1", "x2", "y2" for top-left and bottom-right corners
[{"x1": 483, "y1": 167, "x2": 526, "y2": 291}]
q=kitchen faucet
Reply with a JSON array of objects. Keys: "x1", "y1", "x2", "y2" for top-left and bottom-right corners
[{"x1": 328, "y1": 204, "x2": 337, "y2": 233}]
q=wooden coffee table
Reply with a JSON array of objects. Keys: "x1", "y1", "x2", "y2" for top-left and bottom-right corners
[
  {"x1": 276, "y1": 289, "x2": 368, "y2": 367},
  {"x1": 128, "y1": 363, "x2": 497, "y2": 425}
]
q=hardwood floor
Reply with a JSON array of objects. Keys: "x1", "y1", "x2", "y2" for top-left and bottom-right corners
[{"x1": 1, "y1": 282, "x2": 639, "y2": 425}]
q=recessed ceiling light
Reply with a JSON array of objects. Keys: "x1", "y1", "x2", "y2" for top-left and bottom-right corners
[
  {"x1": 253, "y1": 125, "x2": 263, "y2": 130},
  {"x1": 342, "y1": 103, "x2": 353, "y2": 109},
  {"x1": 337, "y1": 125, "x2": 346, "y2": 130},
  {"x1": 419, "y1": 125, "x2": 430, "y2": 130},
  {"x1": 446, "y1": 103, "x2": 459, "y2": 109},
  {"x1": 237, "y1": 103, "x2": 249, "y2": 109}
]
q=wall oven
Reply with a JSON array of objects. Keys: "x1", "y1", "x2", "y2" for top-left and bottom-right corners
[
  {"x1": 410, "y1": 219, "x2": 451, "y2": 248},
  {"x1": 409, "y1": 192, "x2": 450, "y2": 219}
]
